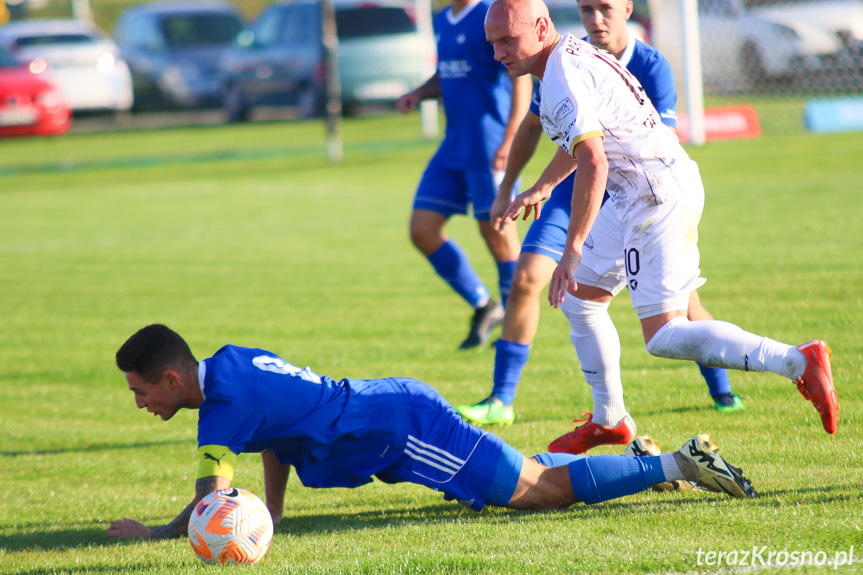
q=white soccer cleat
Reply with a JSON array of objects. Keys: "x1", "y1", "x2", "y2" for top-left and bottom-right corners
[
  {"x1": 622, "y1": 435, "x2": 698, "y2": 492},
  {"x1": 673, "y1": 434, "x2": 757, "y2": 499}
]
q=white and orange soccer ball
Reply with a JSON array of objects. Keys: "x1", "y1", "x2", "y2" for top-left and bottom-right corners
[{"x1": 188, "y1": 487, "x2": 274, "y2": 565}]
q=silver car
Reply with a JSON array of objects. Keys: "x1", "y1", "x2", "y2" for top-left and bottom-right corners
[{"x1": 0, "y1": 19, "x2": 133, "y2": 113}]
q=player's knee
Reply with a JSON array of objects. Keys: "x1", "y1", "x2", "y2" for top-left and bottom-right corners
[{"x1": 510, "y1": 262, "x2": 547, "y2": 298}]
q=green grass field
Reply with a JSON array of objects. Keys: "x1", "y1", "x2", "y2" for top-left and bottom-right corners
[{"x1": 1, "y1": 114, "x2": 861, "y2": 574}]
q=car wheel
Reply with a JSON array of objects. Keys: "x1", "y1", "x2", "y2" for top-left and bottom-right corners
[{"x1": 224, "y1": 84, "x2": 251, "y2": 123}]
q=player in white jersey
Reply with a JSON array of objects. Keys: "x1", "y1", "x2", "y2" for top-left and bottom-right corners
[
  {"x1": 483, "y1": 0, "x2": 838, "y2": 447},
  {"x1": 455, "y1": 0, "x2": 744, "y2": 436}
]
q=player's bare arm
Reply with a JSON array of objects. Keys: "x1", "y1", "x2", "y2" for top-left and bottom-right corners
[
  {"x1": 491, "y1": 111, "x2": 545, "y2": 231},
  {"x1": 396, "y1": 73, "x2": 442, "y2": 113},
  {"x1": 262, "y1": 452, "x2": 291, "y2": 525},
  {"x1": 107, "y1": 476, "x2": 229, "y2": 540},
  {"x1": 501, "y1": 146, "x2": 577, "y2": 229},
  {"x1": 548, "y1": 136, "x2": 608, "y2": 307},
  {"x1": 493, "y1": 74, "x2": 534, "y2": 171}
]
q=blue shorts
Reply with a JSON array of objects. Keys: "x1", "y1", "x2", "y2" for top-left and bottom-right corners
[
  {"x1": 520, "y1": 173, "x2": 575, "y2": 262},
  {"x1": 376, "y1": 378, "x2": 524, "y2": 511},
  {"x1": 520, "y1": 172, "x2": 610, "y2": 262},
  {"x1": 413, "y1": 163, "x2": 500, "y2": 221}
]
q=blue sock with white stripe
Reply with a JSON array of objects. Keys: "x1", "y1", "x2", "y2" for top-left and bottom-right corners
[
  {"x1": 568, "y1": 455, "x2": 666, "y2": 504},
  {"x1": 491, "y1": 339, "x2": 531, "y2": 406},
  {"x1": 698, "y1": 363, "x2": 732, "y2": 396},
  {"x1": 496, "y1": 260, "x2": 517, "y2": 308},
  {"x1": 427, "y1": 240, "x2": 490, "y2": 308}
]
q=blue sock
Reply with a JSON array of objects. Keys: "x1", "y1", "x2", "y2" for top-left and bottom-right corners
[
  {"x1": 427, "y1": 240, "x2": 490, "y2": 308},
  {"x1": 491, "y1": 339, "x2": 530, "y2": 406},
  {"x1": 496, "y1": 260, "x2": 517, "y2": 308},
  {"x1": 698, "y1": 363, "x2": 732, "y2": 396},
  {"x1": 568, "y1": 455, "x2": 666, "y2": 505},
  {"x1": 532, "y1": 452, "x2": 585, "y2": 467}
]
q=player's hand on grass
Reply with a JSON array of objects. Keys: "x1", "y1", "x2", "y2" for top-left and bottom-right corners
[
  {"x1": 107, "y1": 517, "x2": 153, "y2": 539},
  {"x1": 548, "y1": 249, "x2": 581, "y2": 308}
]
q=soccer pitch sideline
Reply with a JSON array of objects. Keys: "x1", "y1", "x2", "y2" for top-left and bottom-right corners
[{"x1": 0, "y1": 114, "x2": 861, "y2": 574}]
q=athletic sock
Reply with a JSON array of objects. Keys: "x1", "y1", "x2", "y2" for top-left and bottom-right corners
[
  {"x1": 647, "y1": 317, "x2": 807, "y2": 380},
  {"x1": 496, "y1": 260, "x2": 517, "y2": 309},
  {"x1": 427, "y1": 239, "x2": 490, "y2": 308},
  {"x1": 567, "y1": 455, "x2": 666, "y2": 504},
  {"x1": 532, "y1": 452, "x2": 585, "y2": 467},
  {"x1": 698, "y1": 363, "x2": 732, "y2": 396},
  {"x1": 491, "y1": 339, "x2": 531, "y2": 405},
  {"x1": 561, "y1": 296, "x2": 625, "y2": 427},
  {"x1": 659, "y1": 452, "x2": 686, "y2": 481}
]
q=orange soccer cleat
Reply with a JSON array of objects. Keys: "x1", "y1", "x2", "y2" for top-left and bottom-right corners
[
  {"x1": 795, "y1": 340, "x2": 839, "y2": 434},
  {"x1": 548, "y1": 412, "x2": 637, "y2": 454}
]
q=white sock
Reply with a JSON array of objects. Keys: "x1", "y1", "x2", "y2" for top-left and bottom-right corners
[
  {"x1": 660, "y1": 453, "x2": 686, "y2": 481},
  {"x1": 561, "y1": 296, "x2": 625, "y2": 427},
  {"x1": 646, "y1": 317, "x2": 807, "y2": 380}
]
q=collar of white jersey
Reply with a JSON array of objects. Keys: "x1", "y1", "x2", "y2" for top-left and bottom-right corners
[
  {"x1": 447, "y1": 0, "x2": 483, "y2": 25},
  {"x1": 617, "y1": 33, "x2": 636, "y2": 67},
  {"x1": 198, "y1": 360, "x2": 207, "y2": 399}
]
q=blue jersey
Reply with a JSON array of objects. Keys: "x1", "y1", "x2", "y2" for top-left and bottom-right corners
[
  {"x1": 431, "y1": 0, "x2": 513, "y2": 168},
  {"x1": 529, "y1": 37, "x2": 677, "y2": 129},
  {"x1": 198, "y1": 345, "x2": 408, "y2": 489}
]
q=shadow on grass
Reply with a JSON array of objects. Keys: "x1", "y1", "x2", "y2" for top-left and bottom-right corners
[
  {"x1": 0, "y1": 439, "x2": 192, "y2": 458},
  {"x1": 4, "y1": 482, "x2": 857, "y2": 555}
]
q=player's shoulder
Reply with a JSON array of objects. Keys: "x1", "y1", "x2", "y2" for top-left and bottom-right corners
[{"x1": 630, "y1": 40, "x2": 672, "y2": 70}]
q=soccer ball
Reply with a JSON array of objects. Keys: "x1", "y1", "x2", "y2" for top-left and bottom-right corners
[{"x1": 188, "y1": 487, "x2": 274, "y2": 565}]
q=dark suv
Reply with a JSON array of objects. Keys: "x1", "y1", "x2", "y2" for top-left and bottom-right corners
[{"x1": 218, "y1": 0, "x2": 435, "y2": 120}]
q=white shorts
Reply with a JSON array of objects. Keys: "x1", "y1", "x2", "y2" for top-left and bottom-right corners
[{"x1": 575, "y1": 184, "x2": 706, "y2": 319}]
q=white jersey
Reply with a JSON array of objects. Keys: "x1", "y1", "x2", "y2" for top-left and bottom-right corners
[{"x1": 539, "y1": 34, "x2": 700, "y2": 213}]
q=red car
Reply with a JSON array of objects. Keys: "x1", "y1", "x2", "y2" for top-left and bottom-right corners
[{"x1": 0, "y1": 43, "x2": 71, "y2": 137}]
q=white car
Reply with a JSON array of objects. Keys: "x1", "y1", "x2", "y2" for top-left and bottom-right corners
[
  {"x1": 696, "y1": 0, "x2": 863, "y2": 91},
  {"x1": 0, "y1": 19, "x2": 133, "y2": 112}
]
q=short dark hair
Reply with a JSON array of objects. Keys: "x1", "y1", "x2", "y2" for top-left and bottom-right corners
[{"x1": 116, "y1": 324, "x2": 196, "y2": 383}]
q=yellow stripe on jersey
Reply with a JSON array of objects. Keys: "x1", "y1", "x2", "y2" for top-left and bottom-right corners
[
  {"x1": 197, "y1": 445, "x2": 237, "y2": 480},
  {"x1": 568, "y1": 131, "x2": 604, "y2": 157}
]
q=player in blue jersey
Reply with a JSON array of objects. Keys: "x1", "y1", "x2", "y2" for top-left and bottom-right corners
[
  {"x1": 455, "y1": 0, "x2": 743, "y2": 436},
  {"x1": 107, "y1": 324, "x2": 755, "y2": 539},
  {"x1": 396, "y1": 0, "x2": 532, "y2": 349}
]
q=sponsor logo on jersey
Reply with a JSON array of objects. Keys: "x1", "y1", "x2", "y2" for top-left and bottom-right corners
[
  {"x1": 439, "y1": 59, "x2": 472, "y2": 79},
  {"x1": 552, "y1": 98, "x2": 574, "y2": 125},
  {"x1": 629, "y1": 279, "x2": 638, "y2": 291},
  {"x1": 456, "y1": 33, "x2": 466, "y2": 44}
]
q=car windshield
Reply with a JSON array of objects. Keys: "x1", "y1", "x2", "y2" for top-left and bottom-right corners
[
  {"x1": 335, "y1": 6, "x2": 416, "y2": 39},
  {"x1": 158, "y1": 13, "x2": 243, "y2": 47},
  {"x1": 14, "y1": 33, "x2": 96, "y2": 47}
]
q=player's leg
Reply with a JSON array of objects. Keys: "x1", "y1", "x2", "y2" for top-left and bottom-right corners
[
  {"x1": 411, "y1": 166, "x2": 496, "y2": 347},
  {"x1": 454, "y1": 253, "x2": 556, "y2": 425},
  {"x1": 687, "y1": 290, "x2": 743, "y2": 412},
  {"x1": 507, "y1": 434, "x2": 755, "y2": 510},
  {"x1": 632, "y1": 193, "x2": 837, "y2": 434},
  {"x1": 547, "y1": 203, "x2": 635, "y2": 454},
  {"x1": 455, "y1": 183, "x2": 573, "y2": 424}
]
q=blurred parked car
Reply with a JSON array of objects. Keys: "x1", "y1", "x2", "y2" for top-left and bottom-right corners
[
  {"x1": 697, "y1": 0, "x2": 863, "y2": 90},
  {"x1": 0, "y1": 42, "x2": 70, "y2": 137},
  {"x1": 0, "y1": 19, "x2": 133, "y2": 113},
  {"x1": 114, "y1": 1, "x2": 244, "y2": 109},
  {"x1": 218, "y1": 0, "x2": 436, "y2": 121}
]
